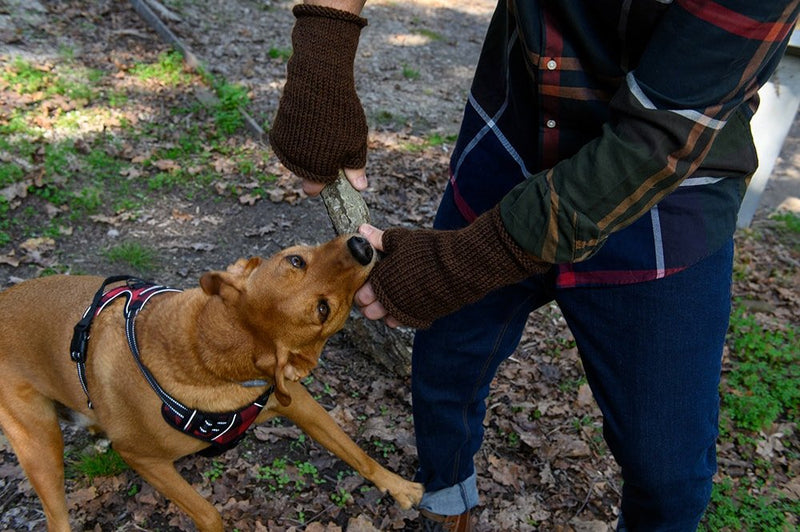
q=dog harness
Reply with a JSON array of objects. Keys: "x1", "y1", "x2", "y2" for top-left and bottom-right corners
[{"x1": 70, "y1": 276, "x2": 273, "y2": 455}]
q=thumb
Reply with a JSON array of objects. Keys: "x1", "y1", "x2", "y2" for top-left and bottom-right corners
[
  {"x1": 301, "y1": 179, "x2": 325, "y2": 196},
  {"x1": 343, "y1": 166, "x2": 368, "y2": 191},
  {"x1": 358, "y1": 224, "x2": 385, "y2": 252}
]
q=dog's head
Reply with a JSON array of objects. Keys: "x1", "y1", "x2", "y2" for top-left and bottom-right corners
[{"x1": 199, "y1": 234, "x2": 375, "y2": 406}]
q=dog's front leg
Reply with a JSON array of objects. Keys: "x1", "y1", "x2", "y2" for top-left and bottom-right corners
[
  {"x1": 115, "y1": 451, "x2": 224, "y2": 532},
  {"x1": 270, "y1": 381, "x2": 423, "y2": 509},
  {"x1": 0, "y1": 391, "x2": 71, "y2": 532}
]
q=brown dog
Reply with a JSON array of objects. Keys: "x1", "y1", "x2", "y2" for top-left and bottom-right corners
[{"x1": 0, "y1": 234, "x2": 422, "y2": 532}]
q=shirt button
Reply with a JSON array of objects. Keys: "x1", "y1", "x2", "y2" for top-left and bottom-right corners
[
  {"x1": 546, "y1": 119, "x2": 557, "y2": 128},
  {"x1": 546, "y1": 59, "x2": 557, "y2": 70}
]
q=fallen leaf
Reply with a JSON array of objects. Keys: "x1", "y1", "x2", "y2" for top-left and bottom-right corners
[
  {"x1": 172, "y1": 209, "x2": 194, "y2": 222},
  {"x1": 0, "y1": 180, "x2": 32, "y2": 204},
  {"x1": 20, "y1": 237, "x2": 55, "y2": 253},
  {"x1": 488, "y1": 454, "x2": 523, "y2": 488},
  {"x1": 347, "y1": 515, "x2": 380, "y2": 531},
  {"x1": 153, "y1": 159, "x2": 180, "y2": 172},
  {"x1": 0, "y1": 252, "x2": 21, "y2": 267},
  {"x1": 190, "y1": 242, "x2": 216, "y2": 252},
  {"x1": 239, "y1": 193, "x2": 259, "y2": 205}
]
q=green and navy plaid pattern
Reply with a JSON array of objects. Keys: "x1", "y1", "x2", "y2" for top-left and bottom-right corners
[{"x1": 449, "y1": 0, "x2": 799, "y2": 287}]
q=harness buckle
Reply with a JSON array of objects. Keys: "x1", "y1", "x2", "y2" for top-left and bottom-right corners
[{"x1": 70, "y1": 322, "x2": 90, "y2": 363}]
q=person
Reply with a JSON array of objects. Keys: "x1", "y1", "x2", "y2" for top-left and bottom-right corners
[{"x1": 269, "y1": 1, "x2": 800, "y2": 530}]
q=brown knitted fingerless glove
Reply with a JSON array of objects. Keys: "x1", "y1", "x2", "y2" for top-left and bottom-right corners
[
  {"x1": 369, "y1": 205, "x2": 551, "y2": 329},
  {"x1": 269, "y1": 5, "x2": 368, "y2": 184}
]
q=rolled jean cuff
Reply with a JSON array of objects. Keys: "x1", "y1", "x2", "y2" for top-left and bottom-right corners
[{"x1": 419, "y1": 472, "x2": 479, "y2": 515}]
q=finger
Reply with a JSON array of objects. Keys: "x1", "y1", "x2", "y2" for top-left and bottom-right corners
[
  {"x1": 343, "y1": 166, "x2": 368, "y2": 191},
  {"x1": 355, "y1": 282, "x2": 377, "y2": 307},
  {"x1": 358, "y1": 224, "x2": 385, "y2": 252},
  {"x1": 302, "y1": 179, "x2": 325, "y2": 196},
  {"x1": 360, "y1": 300, "x2": 388, "y2": 321},
  {"x1": 356, "y1": 282, "x2": 402, "y2": 327},
  {"x1": 384, "y1": 315, "x2": 401, "y2": 328}
]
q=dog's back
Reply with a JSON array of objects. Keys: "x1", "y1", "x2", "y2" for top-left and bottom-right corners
[
  {"x1": 0, "y1": 275, "x2": 109, "y2": 530},
  {"x1": 0, "y1": 275, "x2": 104, "y2": 414}
]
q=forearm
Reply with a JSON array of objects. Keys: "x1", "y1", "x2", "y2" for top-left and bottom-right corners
[{"x1": 303, "y1": 0, "x2": 365, "y2": 15}]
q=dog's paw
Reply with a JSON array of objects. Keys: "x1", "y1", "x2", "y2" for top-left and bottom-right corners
[{"x1": 388, "y1": 480, "x2": 424, "y2": 509}]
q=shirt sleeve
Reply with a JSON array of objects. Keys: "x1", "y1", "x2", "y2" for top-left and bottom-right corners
[{"x1": 499, "y1": 0, "x2": 799, "y2": 263}]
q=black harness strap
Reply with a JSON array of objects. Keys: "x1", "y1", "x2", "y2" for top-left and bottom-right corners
[
  {"x1": 70, "y1": 275, "x2": 135, "y2": 408},
  {"x1": 70, "y1": 277, "x2": 273, "y2": 455}
]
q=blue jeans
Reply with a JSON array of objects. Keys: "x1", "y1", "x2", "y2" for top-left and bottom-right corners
[{"x1": 412, "y1": 190, "x2": 732, "y2": 531}]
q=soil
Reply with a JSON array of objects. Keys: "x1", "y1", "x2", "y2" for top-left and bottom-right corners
[{"x1": 0, "y1": 1, "x2": 798, "y2": 531}]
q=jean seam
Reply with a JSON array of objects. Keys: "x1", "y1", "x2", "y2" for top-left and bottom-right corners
[{"x1": 451, "y1": 292, "x2": 535, "y2": 486}]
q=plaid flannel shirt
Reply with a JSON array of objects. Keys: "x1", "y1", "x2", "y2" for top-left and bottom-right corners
[{"x1": 449, "y1": 0, "x2": 799, "y2": 287}]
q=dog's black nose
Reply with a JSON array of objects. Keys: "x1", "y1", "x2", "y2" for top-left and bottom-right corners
[{"x1": 347, "y1": 236, "x2": 374, "y2": 266}]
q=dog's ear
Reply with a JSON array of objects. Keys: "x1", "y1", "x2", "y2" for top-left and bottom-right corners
[
  {"x1": 199, "y1": 271, "x2": 234, "y2": 296},
  {"x1": 273, "y1": 345, "x2": 292, "y2": 407},
  {"x1": 199, "y1": 258, "x2": 262, "y2": 296},
  {"x1": 226, "y1": 257, "x2": 262, "y2": 276}
]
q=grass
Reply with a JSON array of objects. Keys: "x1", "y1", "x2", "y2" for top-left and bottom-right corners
[
  {"x1": 401, "y1": 63, "x2": 420, "y2": 80},
  {"x1": 268, "y1": 47, "x2": 292, "y2": 61},
  {"x1": 702, "y1": 478, "x2": 800, "y2": 531},
  {"x1": 771, "y1": 211, "x2": 800, "y2": 238},
  {"x1": 411, "y1": 28, "x2": 443, "y2": 41},
  {"x1": 66, "y1": 448, "x2": 130, "y2": 480},
  {"x1": 256, "y1": 457, "x2": 326, "y2": 493},
  {"x1": 700, "y1": 212, "x2": 800, "y2": 530},
  {"x1": 0, "y1": 50, "x2": 271, "y2": 261},
  {"x1": 2, "y1": 25, "x2": 798, "y2": 530},
  {"x1": 103, "y1": 242, "x2": 158, "y2": 273},
  {"x1": 211, "y1": 79, "x2": 249, "y2": 135},
  {"x1": 0, "y1": 57, "x2": 98, "y2": 101},
  {"x1": 130, "y1": 51, "x2": 194, "y2": 86},
  {"x1": 204, "y1": 459, "x2": 225, "y2": 482},
  {"x1": 395, "y1": 133, "x2": 459, "y2": 153},
  {"x1": 721, "y1": 306, "x2": 798, "y2": 433}
]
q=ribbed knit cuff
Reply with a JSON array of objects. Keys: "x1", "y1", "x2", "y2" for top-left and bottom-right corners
[
  {"x1": 369, "y1": 206, "x2": 551, "y2": 329},
  {"x1": 292, "y1": 4, "x2": 367, "y2": 28}
]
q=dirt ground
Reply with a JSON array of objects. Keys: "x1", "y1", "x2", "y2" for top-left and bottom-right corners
[{"x1": 0, "y1": 1, "x2": 798, "y2": 531}]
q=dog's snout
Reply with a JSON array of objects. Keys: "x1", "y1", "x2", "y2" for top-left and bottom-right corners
[{"x1": 347, "y1": 236, "x2": 374, "y2": 266}]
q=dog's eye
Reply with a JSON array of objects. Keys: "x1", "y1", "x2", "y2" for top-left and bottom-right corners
[
  {"x1": 317, "y1": 300, "x2": 330, "y2": 322},
  {"x1": 287, "y1": 255, "x2": 306, "y2": 269}
]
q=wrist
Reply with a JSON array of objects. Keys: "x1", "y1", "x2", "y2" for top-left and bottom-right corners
[
  {"x1": 293, "y1": 3, "x2": 367, "y2": 27},
  {"x1": 303, "y1": 0, "x2": 366, "y2": 16}
]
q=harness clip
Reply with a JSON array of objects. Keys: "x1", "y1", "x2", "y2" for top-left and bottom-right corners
[{"x1": 70, "y1": 322, "x2": 90, "y2": 363}]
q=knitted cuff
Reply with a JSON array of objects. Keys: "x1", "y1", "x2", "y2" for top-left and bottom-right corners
[
  {"x1": 292, "y1": 4, "x2": 367, "y2": 28},
  {"x1": 369, "y1": 206, "x2": 550, "y2": 329}
]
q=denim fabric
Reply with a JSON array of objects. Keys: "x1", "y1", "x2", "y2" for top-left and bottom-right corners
[{"x1": 412, "y1": 185, "x2": 732, "y2": 529}]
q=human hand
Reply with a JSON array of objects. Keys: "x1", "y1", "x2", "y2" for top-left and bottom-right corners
[
  {"x1": 355, "y1": 224, "x2": 402, "y2": 328},
  {"x1": 302, "y1": 167, "x2": 368, "y2": 197},
  {"x1": 269, "y1": 5, "x2": 368, "y2": 186},
  {"x1": 357, "y1": 206, "x2": 551, "y2": 329}
]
